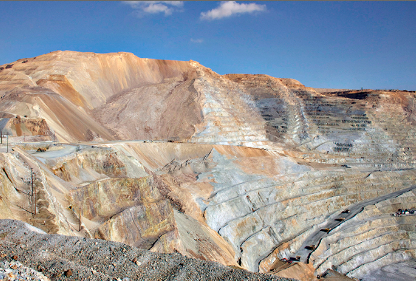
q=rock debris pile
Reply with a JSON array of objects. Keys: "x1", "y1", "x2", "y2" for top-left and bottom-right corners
[
  {"x1": 0, "y1": 260, "x2": 50, "y2": 281},
  {"x1": 0, "y1": 219, "x2": 294, "y2": 281}
]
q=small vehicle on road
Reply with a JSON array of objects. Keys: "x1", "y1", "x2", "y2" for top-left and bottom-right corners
[
  {"x1": 305, "y1": 245, "x2": 316, "y2": 250},
  {"x1": 288, "y1": 256, "x2": 300, "y2": 262}
]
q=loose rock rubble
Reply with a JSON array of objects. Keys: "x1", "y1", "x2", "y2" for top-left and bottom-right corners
[
  {"x1": 0, "y1": 260, "x2": 50, "y2": 281},
  {"x1": 0, "y1": 219, "x2": 295, "y2": 281}
]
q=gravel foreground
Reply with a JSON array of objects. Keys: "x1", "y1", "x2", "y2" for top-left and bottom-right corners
[
  {"x1": 0, "y1": 219, "x2": 296, "y2": 281},
  {"x1": 0, "y1": 260, "x2": 50, "y2": 280}
]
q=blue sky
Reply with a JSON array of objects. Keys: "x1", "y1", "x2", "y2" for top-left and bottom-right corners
[{"x1": 1, "y1": 1, "x2": 415, "y2": 90}]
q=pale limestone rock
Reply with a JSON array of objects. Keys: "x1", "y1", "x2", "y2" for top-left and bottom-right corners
[{"x1": 96, "y1": 200, "x2": 175, "y2": 249}]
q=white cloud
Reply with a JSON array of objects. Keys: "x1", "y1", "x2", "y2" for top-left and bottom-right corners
[
  {"x1": 123, "y1": 1, "x2": 184, "y2": 17},
  {"x1": 200, "y1": 1, "x2": 266, "y2": 21},
  {"x1": 143, "y1": 3, "x2": 173, "y2": 15},
  {"x1": 164, "y1": 1, "x2": 184, "y2": 8},
  {"x1": 190, "y1": 38, "x2": 203, "y2": 43}
]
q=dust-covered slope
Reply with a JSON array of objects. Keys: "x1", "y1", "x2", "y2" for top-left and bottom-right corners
[
  {"x1": 92, "y1": 74, "x2": 203, "y2": 141},
  {"x1": 0, "y1": 51, "x2": 192, "y2": 109},
  {"x1": 0, "y1": 51, "x2": 195, "y2": 142}
]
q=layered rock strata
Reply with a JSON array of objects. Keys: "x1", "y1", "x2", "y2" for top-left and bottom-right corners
[{"x1": 1, "y1": 51, "x2": 416, "y2": 280}]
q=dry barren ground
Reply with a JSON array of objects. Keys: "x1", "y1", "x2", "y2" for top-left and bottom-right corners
[{"x1": 0, "y1": 219, "x2": 295, "y2": 281}]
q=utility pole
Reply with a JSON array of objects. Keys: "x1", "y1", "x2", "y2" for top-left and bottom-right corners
[
  {"x1": 6, "y1": 135, "x2": 8, "y2": 153},
  {"x1": 79, "y1": 195, "x2": 83, "y2": 232},
  {"x1": 31, "y1": 169, "x2": 37, "y2": 216},
  {"x1": 30, "y1": 168, "x2": 37, "y2": 216},
  {"x1": 33, "y1": 185, "x2": 36, "y2": 216},
  {"x1": 31, "y1": 168, "x2": 34, "y2": 197},
  {"x1": 1, "y1": 130, "x2": 2, "y2": 144},
  {"x1": 79, "y1": 204, "x2": 82, "y2": 231}
]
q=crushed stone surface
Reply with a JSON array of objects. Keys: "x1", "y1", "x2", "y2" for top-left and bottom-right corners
[
  {"x1": 0, "y1": 260, "x2": 50, "y2": 281},
  {"x1": 0, "y1": 219, "x2": 296, "y2": 281}
]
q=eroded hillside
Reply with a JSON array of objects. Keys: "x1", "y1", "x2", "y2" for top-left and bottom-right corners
[{"x1": 1, "y1": 51, "x2": 416, "y2": 280}]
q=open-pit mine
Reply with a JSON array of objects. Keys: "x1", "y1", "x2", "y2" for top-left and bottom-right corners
[{"x1": 0, "y1": 51, "x2": 416, "y2": 280}]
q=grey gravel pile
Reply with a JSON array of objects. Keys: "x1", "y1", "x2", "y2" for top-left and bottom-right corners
[
  {"x1": 0, "y1": 260, "x2": 50, "y2": 281},
  {"x1": 0, "y1": 219, "x2": 297, "y2": 281}
]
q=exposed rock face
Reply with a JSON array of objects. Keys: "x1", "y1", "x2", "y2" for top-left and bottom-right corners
[
  {"x1": 1, "y1": 51, "x2": 416, "y2": 280},
  {"x1": 69, "y1": 177, "x2": 158, "y2": 221},
  {"x1": 96, "y1": 199, "x2": 175, "y2": 249},
  {"x1": 311, "y1": 189, "x2": 416, "y2": 278}
]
